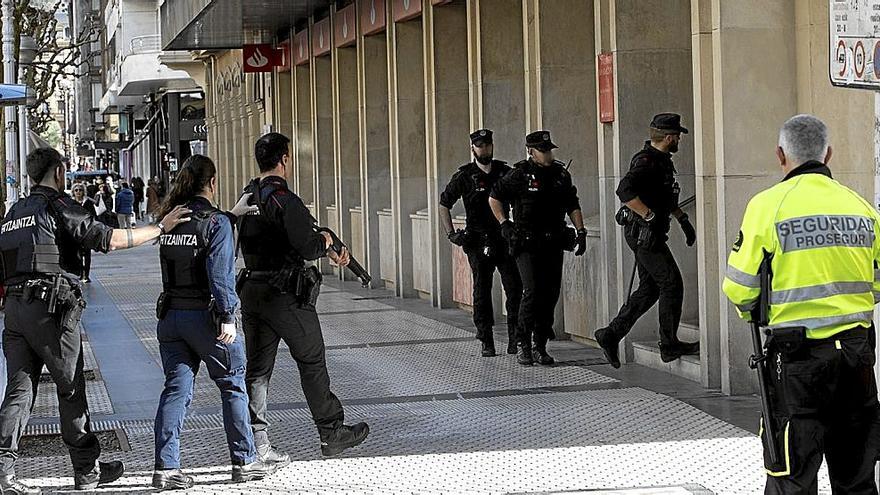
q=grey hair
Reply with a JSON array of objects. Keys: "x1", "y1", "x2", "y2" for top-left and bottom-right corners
[{"x1": 778, "y1": 114, "x2": 829, "y2": 166}]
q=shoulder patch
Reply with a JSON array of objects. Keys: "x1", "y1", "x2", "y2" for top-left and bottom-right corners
[{"x1": 732, "y1": 230, "x2": 744, "y2": 252}]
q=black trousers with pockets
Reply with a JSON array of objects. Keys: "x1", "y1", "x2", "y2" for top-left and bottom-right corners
[
  {"x1": 763, "y1": 326, "x2": 878, "y2": 495},
  {"x1": 465, "y1": 246, "x2": 522, "y2": 343},
  {"x1": 0, "y1": 295, "x2": 100, "y2": 476},
  {"x1": 240, "y1": 280, "x2": 344, "y2": 444}
]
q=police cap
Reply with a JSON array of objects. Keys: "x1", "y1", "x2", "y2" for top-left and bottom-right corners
[
  {"x1": 470, "y1": 129, "x2": 493, "y2": 146},
  {"x1": 650, "y1": 113, "x2": 689, "y2": 134},
  {"x1": 525, "y1": 130, "x2": 558, "y2": 151}
]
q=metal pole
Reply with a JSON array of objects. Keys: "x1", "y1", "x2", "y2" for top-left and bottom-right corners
[
  {"x1": 17, "y1": 65, "x2": 26, "y2": 195},
  {"x1": 2, "y1": 0, "x2": 17, "y2": 210}
]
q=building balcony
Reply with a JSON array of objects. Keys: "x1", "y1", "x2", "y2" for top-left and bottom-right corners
[{"x1": 117, "y1": 35, "x2": 199, "y2": 97}]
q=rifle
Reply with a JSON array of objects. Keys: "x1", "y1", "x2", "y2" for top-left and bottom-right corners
[
  {"x1": 749, "y1": 255, "x2": 781, "y2": 467},
  {"x1": 309, "y1": 215, "x2": 372, "y2": 287}
]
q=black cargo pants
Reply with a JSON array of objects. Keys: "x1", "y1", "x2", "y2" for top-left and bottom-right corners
[
  {"x1": 464, "y1": 244, "x2": 522, "y2": 344},
  {"x1": 515, "y1": 247, "x2": 564, "y2": 346},
  {"x1": 0, "y1": 295, "x2": 100, "y2": 476},
  {"x1": 240, "y1": 280, "x2": 344, "y2": 445},
  {"x1": 763, "y1": 325, "x2": 878, "y2": 495},
  {"x1": 608, "y1": 226, "x2": 684, "y2": 346}
]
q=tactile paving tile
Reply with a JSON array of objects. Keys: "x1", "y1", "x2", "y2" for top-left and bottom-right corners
[
  {"x1": 260, "y1": 340, "x2": 615, "y2": 404},
  {"x1": 12, "y1": 390, "x2": 832, "y2": 494},
  {"x1": 31, "y1": 378, "x2": 113, "y2": 418},
  {"x1": 319, "y1": 310, "x2": 473, "y2": 347},
  {"x1": 316, "y1": 291, "x2": 394, "y2": 313}
]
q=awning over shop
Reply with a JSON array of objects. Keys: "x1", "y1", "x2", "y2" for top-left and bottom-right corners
[{"x1": 161, "y1": 0, "x2": 331, "y2": 51}]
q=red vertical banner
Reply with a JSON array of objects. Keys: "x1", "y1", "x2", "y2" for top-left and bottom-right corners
[
  {"x1": 276, "y1": 39, "x2": 291, "y2": 71},
  {"x1": 335, "y1": 4, "x2": 357, "y2": 48},
  {"x1": 293, "y1": 29, "x2": 310, "y2": 66},
  {"x1": 361, "y1": 0, "x2": 386, "y2": 36},
  {"x1": 393, "y1": 0, "x2": 421, "y2": 22},
  {"x1": 598, "y1": 52, "x2": 615, "y2": 124},
  {"x1": 312, "y1": 17, "x2": 331, "y2": 57}
]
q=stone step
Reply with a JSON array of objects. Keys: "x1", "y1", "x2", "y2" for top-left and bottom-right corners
[
  {"x1": 678, "y1": 320, "x2": 700, "y2": 343},
  {"x1": 631, "y1": 341, "x2": 701, "y2": 383}
]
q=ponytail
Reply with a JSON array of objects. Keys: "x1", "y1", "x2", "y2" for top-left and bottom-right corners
[{"x1": 156, "y1": 155, "x2": 216, "y2": 220}]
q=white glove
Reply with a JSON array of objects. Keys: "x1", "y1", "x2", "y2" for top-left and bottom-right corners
[
  {"x1": 218, "y1": 322, "x2": 237, "y2": 344},
  {"x1": 229, "y1": 193, "x2": 259, "y2": 217}
]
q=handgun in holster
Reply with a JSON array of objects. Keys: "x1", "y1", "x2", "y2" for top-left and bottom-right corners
[
  {"x1": 46, "y1": 275, "x2": 86, "y2": 332},
  {"x1": 156, "y1": 292, "x2": 170, "y2": 320},
  {"x1": 295, "y1": 266, "x2": 323, "y2": 307},
  {"x1": 635, "y1": 220, "x2": 654, "y2": 248}
]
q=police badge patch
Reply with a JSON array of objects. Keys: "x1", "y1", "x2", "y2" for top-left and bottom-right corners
[{"x1": 732, "y1": 230, "x2": 744, "y2": 252}]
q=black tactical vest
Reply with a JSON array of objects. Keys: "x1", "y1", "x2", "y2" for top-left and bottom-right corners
[
  {"x1": 0, "y1": 191, "x2": 67, "y2": 284},
  {"x1": 159, "y1": 205, "x2": 216, "y2": 306},
  {"x1": 238, "y1": 178, "x2": 302, "y2": 270}
]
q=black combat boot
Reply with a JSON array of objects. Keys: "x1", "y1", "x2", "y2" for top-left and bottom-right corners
[
  {"x1": 257, "y1": 443, "x2": 291, "y2": 466},
  {"x1": 659, "y1": 340, "x2": 701, "y2": 363},
  {"x1": 532, "y1": 339, "x2": 555, "y2": 366},
  {"x1": 506, "y1": 340, "x2": 518, "y2": 355},
  {"x1": 74, "y1": 461, "x2": 125, "y2": 490},
  {"x1": 0, "y1": 475, "x2": 40, "y2": 495},
  {"x1": 517, "y1": 342, "x2": 534, "y2": 366},
  {"x1": 594, "y1": 326, "x2": 622, "y2": 368},
  {"x1": 232, "y1": 460, "x2": 277, "y2": 483},
  {"x1": 152, "y1": 469, "x2": 195, "y2": 491},
  {"x1": 320, "y1": 422, "x2": 370, "y2": 456},
  {"x1": 481, "y1": 339, "x2": 496, "y2": 357}
]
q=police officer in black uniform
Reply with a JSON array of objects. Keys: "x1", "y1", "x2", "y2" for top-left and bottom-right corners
[
  {"x1": 439, "y1": 129, "x2": 523, "y2": 357},
  {"x1": 237, "y1": 133, "x2": 369, "y2": 462},
  {"x1": 489, "y1": 131, "x2": 587, "y2": 366},
  {"x1": 595, "y1": 113, "x2": 699, "y2": 368},
  {"x1": 0, "y1": 148, "x2": 189, "y2": 494}
]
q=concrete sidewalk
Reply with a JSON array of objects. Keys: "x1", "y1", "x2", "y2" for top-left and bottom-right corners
[{"x1": 14, "y1": 244, "x2": 831, "y2": 494}]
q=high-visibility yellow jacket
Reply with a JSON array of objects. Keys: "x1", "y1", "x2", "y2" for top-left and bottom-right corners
[{"x1": 723, "y1": 162, "x2": 880, "y2": 340}]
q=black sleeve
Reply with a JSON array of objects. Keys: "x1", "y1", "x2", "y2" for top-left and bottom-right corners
[
  {"x1": 565, "y1": 179, "x2": 581, "y2": 214},
  {"x1": 490, "y1": 169, "x2": 520, "y2": 202},
  {"x1": 56, "y1": 199, "x2": 114, "y2": 253},
  {"x1": 278, "y1": 193, "x2": 327, "y2": 261},
  {"x1": 439, "y1": 171, "x2": 463, "y2": 209},
  {"x1": 616, "y1": 157, "x2": 650, "y2": 203}
]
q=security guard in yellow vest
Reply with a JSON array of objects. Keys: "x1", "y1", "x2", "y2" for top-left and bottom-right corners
[{"x1": 723, "y1": 115, "x2": 880, "y2": 494}]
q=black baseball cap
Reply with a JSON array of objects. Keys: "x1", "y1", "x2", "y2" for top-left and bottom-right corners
[
  {"x1": 650, "y1": 113, "x2": 688, "y2": 134},
  {"x1": 525, "y1": 130, "x2": 558, "y2": 151}
]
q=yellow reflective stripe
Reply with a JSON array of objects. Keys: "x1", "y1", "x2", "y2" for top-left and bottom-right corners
[
  {"x1": 769, "y1": 281, "x2": 872, "y2": 305},
  {"x1": 765, "y1": 421, "x2": 791, "y2": 477},
  {"x1": 726, "y1": 264, "x2": 760, "y2": 288},
  {"x1": 767, "y1": 311, "x2": 874, "y2": 332}
]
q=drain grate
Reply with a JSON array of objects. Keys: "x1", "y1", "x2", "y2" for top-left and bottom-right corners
[
  {"x1": 39, "y1": 369, "x2": 97, "y2": 383},
  {"x1": 19, "y1": 428, "x2": 130, "y2": 458}
]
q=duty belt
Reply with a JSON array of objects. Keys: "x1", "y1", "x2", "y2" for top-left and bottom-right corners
[
  {"x1": 6, "y1": 278, "x2": 57, "y2": 301},
  {"x1": 165, "y1": 295, "x2": 211, "y2": 310}
]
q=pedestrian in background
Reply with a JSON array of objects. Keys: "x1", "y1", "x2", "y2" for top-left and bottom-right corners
[
  {"x1": 147, "y1": 178, "x2": 161, "y2": 224},
  {"x1": 71, "y1": 183, "x2": 96, "y2": 283},
  {"x1": 115, "y1": 182, "x2": 134, "y2": 229},
  {"x1": 132, "y1": 177, "x2": 145, "y2": 222}
]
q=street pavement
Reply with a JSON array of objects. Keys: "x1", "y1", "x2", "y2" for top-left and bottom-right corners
[{"x1": 13, "y1": 244, "x2": 832, "y2": 494}]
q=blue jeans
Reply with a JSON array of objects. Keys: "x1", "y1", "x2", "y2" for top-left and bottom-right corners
[{"x1": 154, "y1": 309, "x2": 255, "y2": 469}]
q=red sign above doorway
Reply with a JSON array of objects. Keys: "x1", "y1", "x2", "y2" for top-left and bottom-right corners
[
  {"x1": 293, "y1": 30, "x2": 309, "y2": 66},
  {"x1": 242, "y1": 44, "x2": 281, "y2": 73},
  {"x1": 313, "y1": 17, "x2": 331, "y2": 57},
  {"x1": 361, "y1": 0, "x2": 386, "y2": 36},
  {"x1": 335, "y1": 4, "x2": 357, "y2": 48},
  {"x1": 393, "y1": 0, "x2": 421, "y2": 23}
]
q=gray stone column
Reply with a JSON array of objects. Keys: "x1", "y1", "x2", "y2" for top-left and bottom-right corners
[{"x1": 425, "y1": 1, "x2": 469, "y2": 308}]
